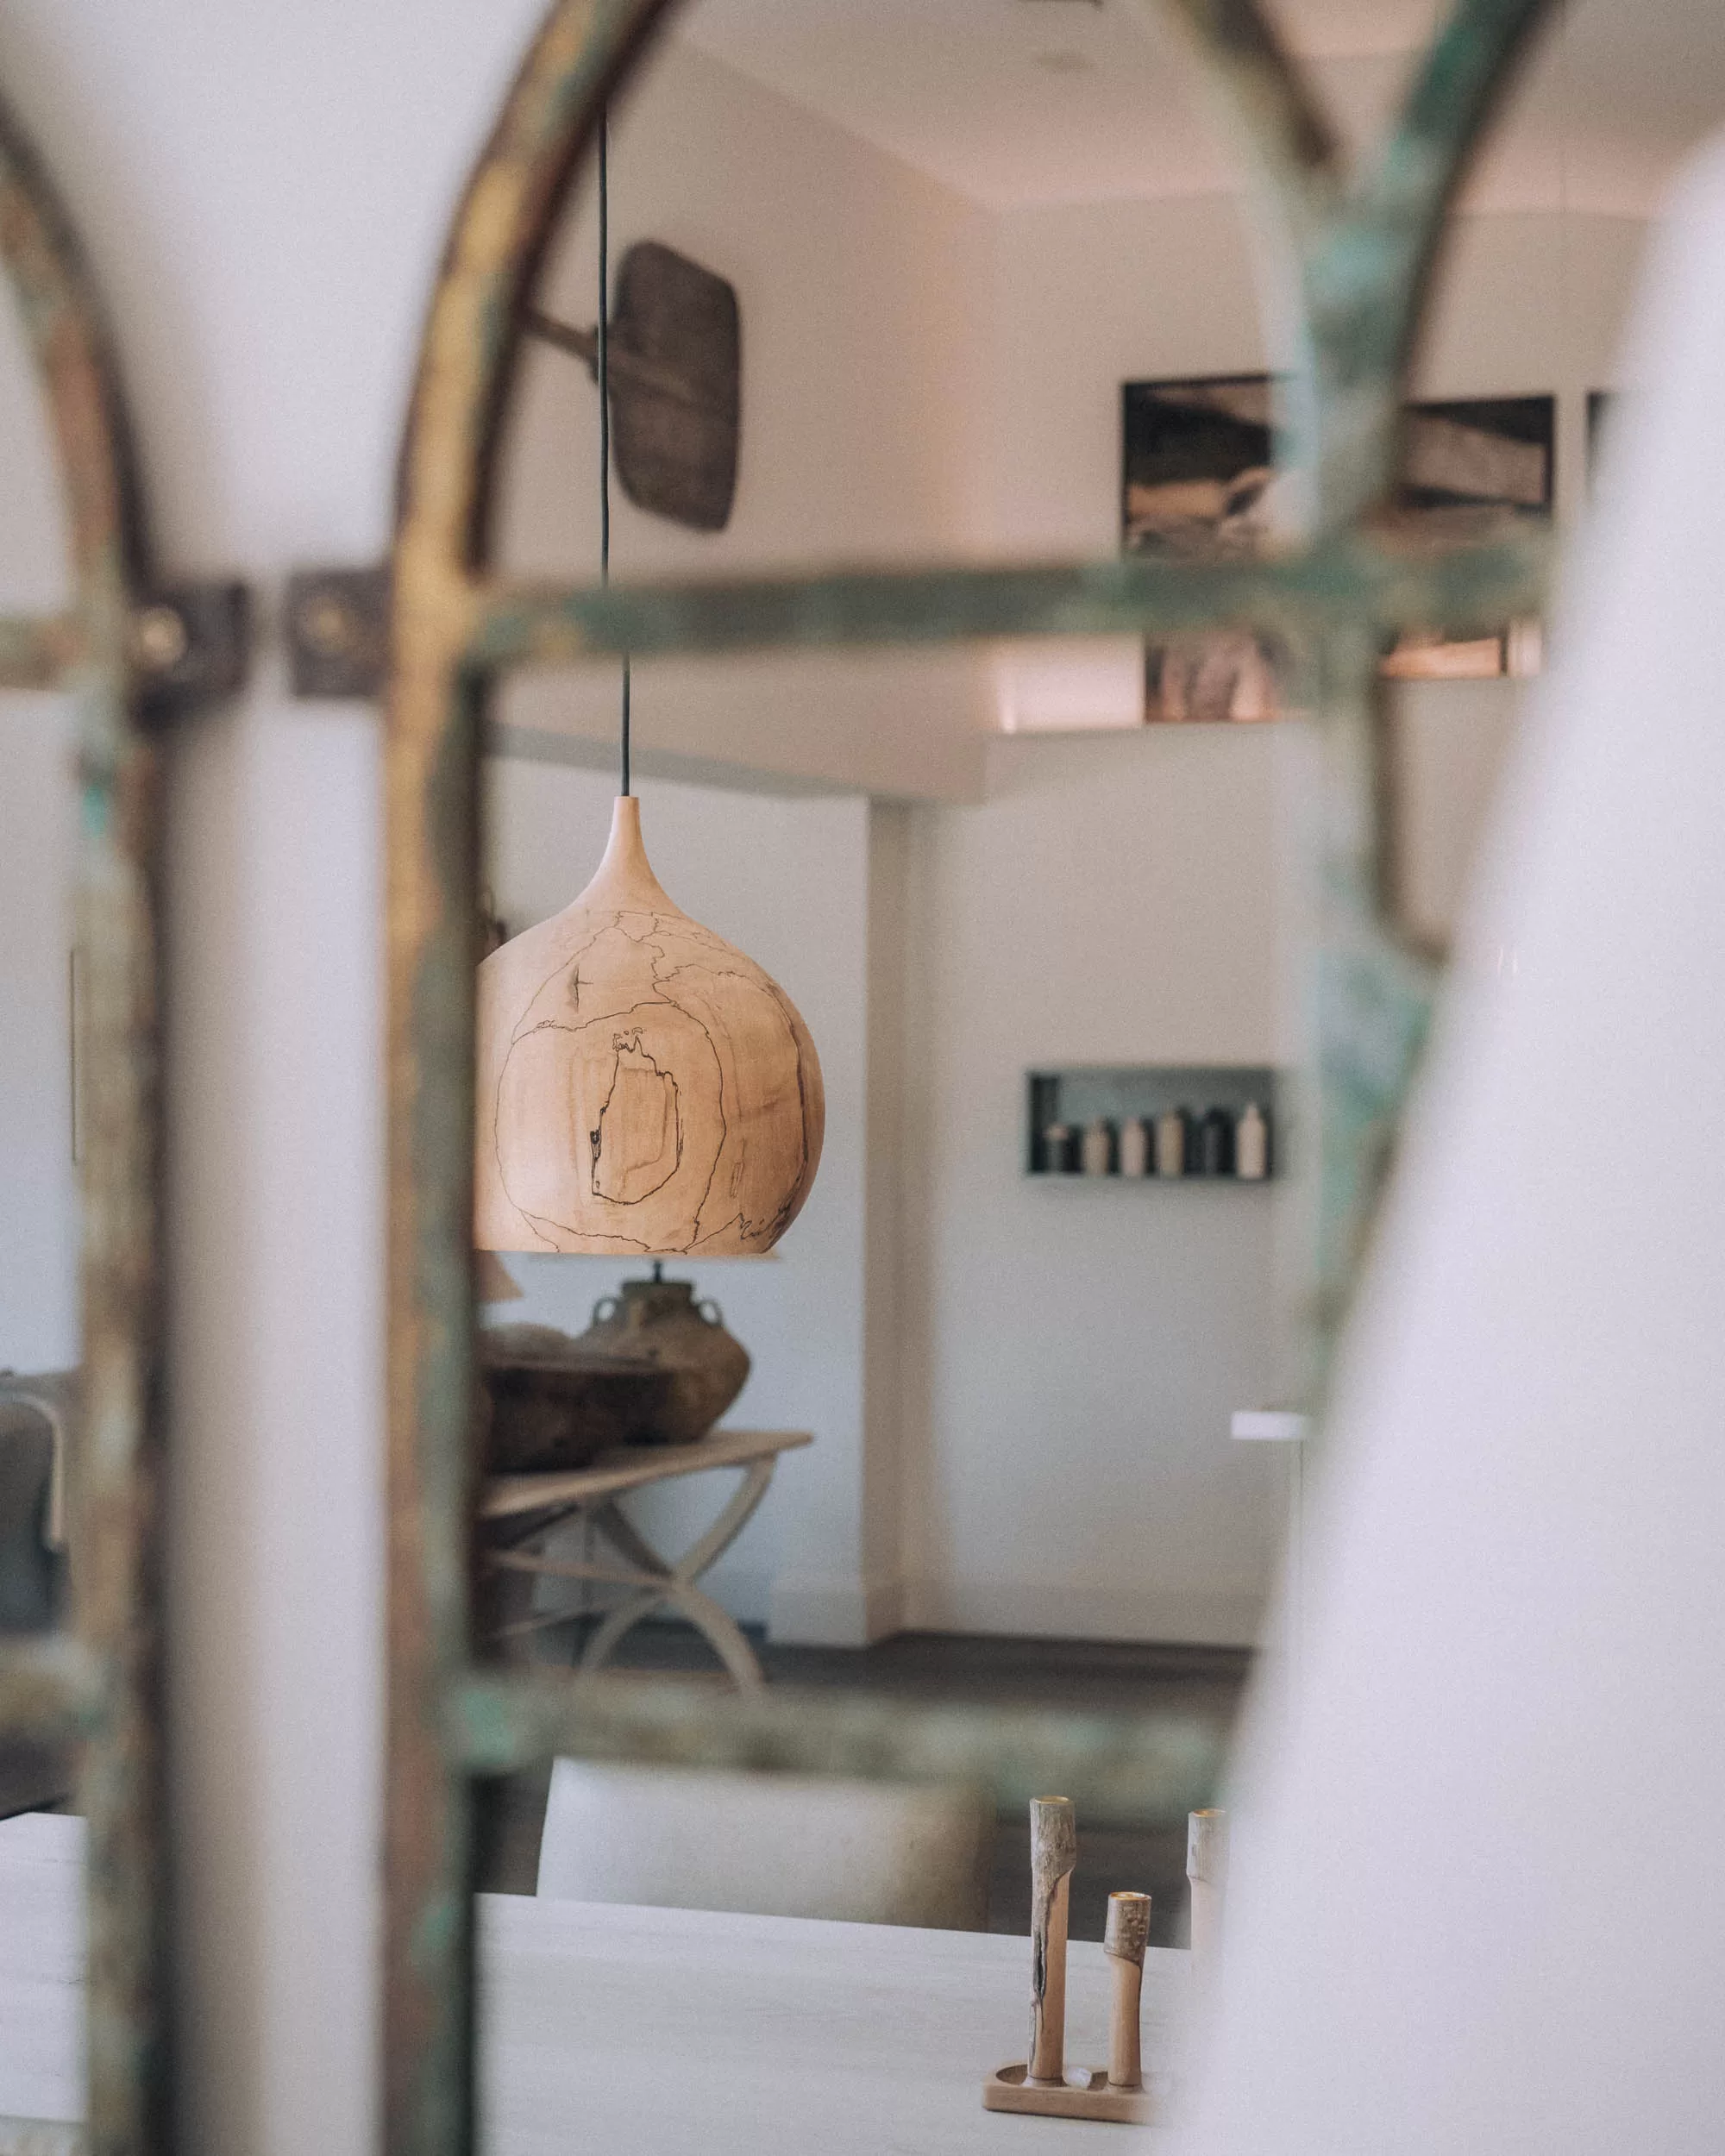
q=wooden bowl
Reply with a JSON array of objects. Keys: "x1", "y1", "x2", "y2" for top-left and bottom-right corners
[{"x1": 478, "y1": 1324, "x2": 673, "y2": 1473}]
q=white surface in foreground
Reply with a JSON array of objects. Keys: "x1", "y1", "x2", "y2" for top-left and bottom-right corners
[
  {"x1": 480, "y1": 1894, "x2": 1183, "y2": 2153},
  {"x1": 0, "y1": 1814, "x2": 1184, "y2": 2152},
  {"x1": 1185, "y1": 135, "x2": 1725, "y2": 2155},
  {"x1": 0, "y1": 1815, "x2": 84, "y2": 2127}
]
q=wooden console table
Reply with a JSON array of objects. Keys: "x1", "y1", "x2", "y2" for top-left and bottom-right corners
[{"x1": 479, "y1": 1429, "x2": 812, "y2": 1692}]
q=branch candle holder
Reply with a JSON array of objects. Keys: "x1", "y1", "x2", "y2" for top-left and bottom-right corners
[
  {"x1": 1028, "y1": 1795, "x2": 1076, "y2": 2084},
  {"x1": 1105, "y1": 1891, "x2": 1151, "y2": 2093},
  {"x1": 982, "y1": 1799, "x2": 1159, "y2": 2126},
  {"x1": 1186, "y1": 1806, "x2": 1229, "y2": 1978}
]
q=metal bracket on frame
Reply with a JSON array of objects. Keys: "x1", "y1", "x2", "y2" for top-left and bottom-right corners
[
  {"x1": 285, "y1": 563, "x2": 390, "y2": 697},
  {"x1": 127, "y1": 563, "x2": 392, "y2": 710},
  {"x1": 133, "y1": 578, "x2": 252, "y2": 719}
]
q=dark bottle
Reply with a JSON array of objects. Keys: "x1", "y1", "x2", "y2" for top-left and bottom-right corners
[{"x1": 1197, "y1": 1106, "x2": 1236, "y2": 1177}]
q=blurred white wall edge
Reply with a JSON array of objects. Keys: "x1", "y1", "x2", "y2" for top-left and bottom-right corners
[
  {"x1": 0, "y1": 7, "x2": 553, "y2": 2156},
  {"x1": 1179, "y1": 131, "x2": 1725, "y2": 2153}
]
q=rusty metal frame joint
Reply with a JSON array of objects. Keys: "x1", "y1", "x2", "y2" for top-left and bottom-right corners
[
  {"x1": 286, "y1": 563, "x2": 391, "y2": 698},
  {"x1": 133, "y1": 577, "x2": 252, "y2": 720}
]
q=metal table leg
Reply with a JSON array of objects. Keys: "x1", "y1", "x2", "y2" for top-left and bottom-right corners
[
  {"x1": 576, "y1": 1457, "x2": 778, "y2": 1691},
  {"x1": 481, "y1": 1456, "x2": 781, "y2": 1692}
]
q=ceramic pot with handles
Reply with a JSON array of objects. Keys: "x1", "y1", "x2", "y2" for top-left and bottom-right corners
[
  {"x1": 576, "y1": 1271, "x2": 750, "y2": 1445},
  {"x1": 477, "y1": 1326, "x2": 671, "y2": 1472}
]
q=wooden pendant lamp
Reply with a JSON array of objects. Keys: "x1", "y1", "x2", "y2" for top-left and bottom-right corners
[
  {"x1": 473, "y1": 116, "x2": 823, "y2": 1258},
  {"x1": 474, "y1": 796, "x2": 823, "y2": 1255}
]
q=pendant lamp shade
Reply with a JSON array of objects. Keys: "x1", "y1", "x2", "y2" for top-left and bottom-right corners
[{"x1": 474, "y1": 798, "x2": 823, "y2": 1256}]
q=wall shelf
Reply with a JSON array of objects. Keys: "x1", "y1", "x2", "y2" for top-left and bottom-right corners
[{"x1": 1026, "y1": 1065, "x2": 1283, "y2": 1181}]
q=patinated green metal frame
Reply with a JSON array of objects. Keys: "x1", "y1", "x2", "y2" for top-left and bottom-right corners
[
  {"x1": 385, "y1": 2, "x2": 1557, "y2": 2148},
  {"x1": 0, "y1": 92, "x2": 169, "y2": 2156}
]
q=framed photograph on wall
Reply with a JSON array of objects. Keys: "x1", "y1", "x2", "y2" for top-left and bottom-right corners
[
  {"x1": 1121, "y1": 377, "x2": 1555, "y2": 718},
  {"x1": 1380, "y1": 392, "x2": 1553, "y2": 680},
  {"x1": 1121, "y1": 374, "x2": 1287, "y2": 723}
]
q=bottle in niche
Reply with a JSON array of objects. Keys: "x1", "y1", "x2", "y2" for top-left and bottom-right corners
[
  {"x1": 1078, "y1": 1121, "x2": 1121, "y2": 1173},
  {"x1": 1235, "y1": 1101, "x2": 1270, "y2": 1180},
  {"x1": 1118, "y1": 1116, "x2": 1151, "y2": 1178},
  {"x1": 1080, "y1": 1118, "x2": 1114, "y2": 1175},
  {"x1": 1041, "y1": 1121, "x2": 1076, "y2": 1174},
  {"x1": 1154, "y1": 1106, "x2": 1189, "y2": 1179},
  {"x1": 1197, "y1": 1106, "x2": 1235, "y2": 1178}
]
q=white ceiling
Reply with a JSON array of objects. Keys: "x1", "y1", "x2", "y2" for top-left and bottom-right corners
[{"x1": 678, "y1": 0, "x2": 1725, "y2": 216}]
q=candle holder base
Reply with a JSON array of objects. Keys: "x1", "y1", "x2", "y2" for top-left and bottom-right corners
[{"x1": 982, "y1": 2064, "x2": 1159, "y2": 2125}]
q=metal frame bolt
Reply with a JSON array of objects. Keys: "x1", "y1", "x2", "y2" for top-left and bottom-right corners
[{"x1": 131, "y1": 603, "x2": 189, "y2": 673}]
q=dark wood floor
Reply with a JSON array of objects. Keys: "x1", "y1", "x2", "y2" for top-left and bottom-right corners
[{"x1": 478, "y1": 1622, "x2": 1251, "y2": 1946}]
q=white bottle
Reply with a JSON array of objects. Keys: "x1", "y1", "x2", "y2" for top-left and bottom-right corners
[
  {"x1": 1155, "y1": 1107, "x2": 1187, "y2": 1179},
  {"x1": 1235, "y1": 1101, "x2": 1269, "y2": 1181},
  {"x1": 1081, "y1": 1118, "x2": 1113, "y2": 1176},
  {"x1": 1118, "y1": 1117, "x2": 1151, "y2": 1178}
]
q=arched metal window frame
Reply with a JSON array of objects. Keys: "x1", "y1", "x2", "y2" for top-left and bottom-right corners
[
  {"x1": 384, "y1": 3, "x2": 1559, "y2": 2148},
  {"x1": 0, "y1": 91, "x2": 170, "y2": 2156}
]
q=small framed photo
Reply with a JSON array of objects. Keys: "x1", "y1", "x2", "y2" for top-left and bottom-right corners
[{"x1": 1121, "y1": 377, "x2": 1555, "y2": 718}]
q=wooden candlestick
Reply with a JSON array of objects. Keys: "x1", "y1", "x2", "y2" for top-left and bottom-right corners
[
  {"x1": 984, "y1": 1808, "x2": 1157, "y2": 2126},
  {"x1": 1104, "y1": 1890, "x2": 1151, "y2": 2090},
  {"x1": 1186, "y1": 1807, "x2": 1229, "y2": 1976},
  {"x1": 1027, "y1": 1795, "x2": 1076, "y2": 2084}
]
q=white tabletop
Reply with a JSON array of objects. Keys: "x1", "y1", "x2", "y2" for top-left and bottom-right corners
[
  {"x1": 0, "y1": 1813, "x2": 83, "y2": 2147},
  {"x1": 481, "y1": 1896, "x2": 1184, "y2": 2152},
  {"x1": 0, "y1": 1815, "x2": 1188, "y2": 2150}
]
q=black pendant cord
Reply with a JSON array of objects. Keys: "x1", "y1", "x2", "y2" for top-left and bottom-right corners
[{"x1": 598, "y1": 110, "x2": 632, "y2": 797}]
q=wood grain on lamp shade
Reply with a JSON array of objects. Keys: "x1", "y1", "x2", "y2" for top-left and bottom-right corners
[{"x1": 474, "y1": 796, "x2": 823, "y2": 1256}]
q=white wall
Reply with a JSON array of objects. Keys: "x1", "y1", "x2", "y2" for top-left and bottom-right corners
[
  {"x1": 897, "y1": 729, "x2": 1291, "y2": 1644},
  {"x1": 883, "y1": 195, "x2": 1659, "y2": 1644},
  {"x1": 987, "y1": 195, "x2": 1272, "y2": 558},
  {"x1": 495, "y1": 34, "x2": 994, "y2": 801}
]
